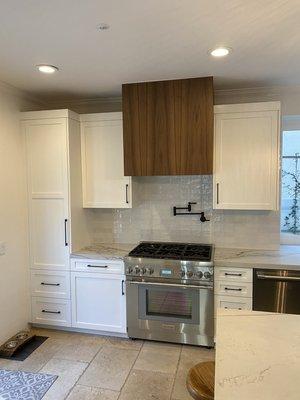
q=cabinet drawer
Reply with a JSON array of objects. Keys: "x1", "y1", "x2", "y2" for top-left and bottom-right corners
[
  {"x1": 31, "y1": 270, "x2": 70, "y2": 299},
  {"x1": 214, "y1": 281, "x2": 252, "y2": 297},
  {"x1": 71, "y1": 259, "x2": 124, "y2": 274},
  {"x1": 215, "y1": 295, "x2": 252, "y2": 313},
  {"x1": 215, "y1": 267, "x2": 252, "y2": 283},
  {"x1": 31, "y1": 297, "x2": 71, "y2": 327}
]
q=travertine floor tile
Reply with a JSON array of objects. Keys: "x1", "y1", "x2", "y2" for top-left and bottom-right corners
[
  {"x1": 119, "y1": 369, "x2": 174, "y2": 400},
  {"x1": 40, "y1": 358, "x2": 88, "y2": 400},
  {"x1": 53, "y1": 335, "x2": 105, "y2": 363},
  {"x1": 105, "y1": 336, "x2": 143, "y2": 350},
  {"x1": 172, "y1": 346, "x2": 215, "y2": 400},
  {"x1": 30, "y1": 327, "x2": 74, "y2": 340},
  {"x1": 79, "y1": 346, "x2": 139, "y2": 391},
  {"x1": 66, "y1": 384, "x2": 119, "y2": 400},
  {"x1": 134, "y1": 341, "x2": 181, "y2": 374}
]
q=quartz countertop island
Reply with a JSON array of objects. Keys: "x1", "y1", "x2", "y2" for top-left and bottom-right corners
[{"x1": 215, "y1": 309, "x2": 300, "y2": 400}]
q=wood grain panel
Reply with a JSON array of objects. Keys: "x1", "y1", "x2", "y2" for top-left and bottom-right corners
[{"x1": 122, "y1": 77, "x2": 213, "y2": 176}]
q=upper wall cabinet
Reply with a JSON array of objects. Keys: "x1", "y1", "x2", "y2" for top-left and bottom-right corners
[
  {"x1": 122, "y1": 77, "x2": 214, "y2": 176},
  {"x1": 213, "y1": 102, "x2": 280, "y2": 210},
  {"x1": 80, "y1": 112, "x2": 132, "y2": 208}
]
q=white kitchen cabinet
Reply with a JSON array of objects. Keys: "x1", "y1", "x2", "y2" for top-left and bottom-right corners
[
  {"x1": 30, "y1": 270, "x2": 70, "y2": 299},
  {"x1": 71, "y1": 270, "x2": 126, "y2": 333},
  {"x1": 214, "y1": 266, "x2": 253, "y2": 310},
  {"x1": 22, "y1": 110, "x2": 90, "y2": 327},
  {"x1": 80, "y1": 112, "x2": 132, "y2": 208},
  {"x1": 31, "y1": 297, "x2": 71, "y2": 327},
  {"x1": 22, "y1": 110, "x2": 90, "y2": 270},
  {"x1": 213, "y1": 102, "x2": 280, "y2": 210}
]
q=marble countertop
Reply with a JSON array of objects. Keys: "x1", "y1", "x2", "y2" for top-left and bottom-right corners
[
  {"x1": 71, "y1": 242, "x2": 300, "y2": 269},
  {"x1": 215, "y1": 309, "x2": 300, "y2": 400},
  {"x1": 214, "y1": 245, "x2": 300, "y2": 269},
  {"x1": 71, "y1": 243, "x2": 135, "y2": 261}
]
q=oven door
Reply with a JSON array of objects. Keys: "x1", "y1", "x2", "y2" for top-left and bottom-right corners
[{"x1": 126, "y1": 280, "x2": 214, "y2": 346}]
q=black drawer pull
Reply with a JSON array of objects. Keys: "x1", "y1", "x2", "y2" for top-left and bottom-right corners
[
  {"x1": 126, "y1": 184, "x2": 129, "y2": 204},
  {"x1": 224, "y1": 287, "x2": 242, "y2": 291},
  {"x1": 64, "y1": 219, "x2": 68, "y2": 246},
  {"x1": 41, "y1": 282, "x2": 60, "y2": 286},
  {"x1": 224, "y1": 306, "x2": 242, "y2": 310},
  {"x1": 42, "y1": 310, "x2": 61, "y2": 314},
  {"x1": 87, "y1": 265, "x2": 108, "y2": 268},
  {"x1": 122, "y1": 280, "x2": 125, "y2": 295},
  {"x1": 225, "y1": 273, "x2": 242, "y2": 277}
]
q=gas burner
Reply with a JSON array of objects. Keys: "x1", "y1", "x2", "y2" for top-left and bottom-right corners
[{"x1": 128, "y1": 241, "x2": 212, "y2": 261}]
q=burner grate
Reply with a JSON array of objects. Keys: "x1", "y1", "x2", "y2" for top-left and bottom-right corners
[{"x1": 128, "y1": 242, "x2": 212, "y2": 261}]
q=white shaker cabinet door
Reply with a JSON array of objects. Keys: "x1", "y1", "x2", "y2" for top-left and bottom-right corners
[
  {"x1": 213, "y1": 102, "x2": 280, "y2": 210},
  {"x1": 71, "y1": 271, "x2": 126, "y2": 333},
  {"x1": 23, "y1": 118, "x2": 70, "y2": 270},
  {"x1": 81, "y1": 113, "x2": 132, "y2": 208}
]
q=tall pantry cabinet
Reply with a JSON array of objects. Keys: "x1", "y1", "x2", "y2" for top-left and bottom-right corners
[{"x1": 21, "y1": 110, "x2": 90, "y2": 326}]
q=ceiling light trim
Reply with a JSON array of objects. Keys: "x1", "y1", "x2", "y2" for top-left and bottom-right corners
[{"x1": 36, "y1": 64, "x2": 59, "y2": 74}]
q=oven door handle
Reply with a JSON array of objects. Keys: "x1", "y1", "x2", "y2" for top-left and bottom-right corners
[{"x1": 128, "y1": 281, "x2": 213, "y2": 290}]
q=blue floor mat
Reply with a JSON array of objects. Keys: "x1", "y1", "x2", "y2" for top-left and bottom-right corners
[{"x1": 0, "y1": 369, "x2": 57, "y2": 400}]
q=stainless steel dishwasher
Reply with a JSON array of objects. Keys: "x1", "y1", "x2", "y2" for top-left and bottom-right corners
[{"x1": 253, "y1": 269, "x2": 300, "y2": 314}]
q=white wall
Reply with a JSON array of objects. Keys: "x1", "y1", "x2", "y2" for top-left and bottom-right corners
[{"x1": 0, "y1": 85, "x2": 30, "y2": 343}]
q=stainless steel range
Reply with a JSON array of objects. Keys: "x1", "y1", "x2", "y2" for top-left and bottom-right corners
[{"x1": 125, "y1": 242, "x2": 214, "y2": 347}]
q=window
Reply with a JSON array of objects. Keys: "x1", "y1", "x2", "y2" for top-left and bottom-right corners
[{"x1": 281, "y1": 122, "x2": 300, "y2": 244}]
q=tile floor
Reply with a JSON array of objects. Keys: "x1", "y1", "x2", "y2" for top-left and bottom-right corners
[{"x1": 0, "y1": 328, "x2": 215, "y2": 400}]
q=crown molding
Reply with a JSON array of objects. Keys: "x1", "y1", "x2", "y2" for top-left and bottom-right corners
[
  {"x1": 0, "y1": 80, "x2": 47, "y2": 109},
  {"x1": 214, "y1": 84, "x2": 300, "y2": 99}
]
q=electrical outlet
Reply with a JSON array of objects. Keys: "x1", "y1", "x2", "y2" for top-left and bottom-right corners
[{"x1": 0, "y1": 242, "x2": 6, "y2": 256}]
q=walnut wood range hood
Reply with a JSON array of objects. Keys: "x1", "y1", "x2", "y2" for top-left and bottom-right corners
[{"x1": 122, "y1": 76, "x2": 214, "y2": 176}]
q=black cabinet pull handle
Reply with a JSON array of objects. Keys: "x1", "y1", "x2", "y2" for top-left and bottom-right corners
[
  {"x1": 64, "y1": 219, "x2": 68, "y2": 246},
  {"x1": 87, "y1": 265, "x2": 108, "y2": 268},
  {"x1": 216, "y1": 183, "x2": 220, "y2": 204},
  {"x1": 41, "y1": 282, "x2": 60, "y2": 286},
  {"x1": 125, "y1": 184, "x2": 129, "y2": 204},
  {"x1": 122, "y1": 280, "x2": 125, "y2": 295},
  {"x1": 225, "y1": 272, "x2": 242, "y2": 277},
  {"x1": 42, "y1": 310, "x2": 61, "y2": 314},
  {"x1": 225, "y1": 287, "x2": 242, "y2": 291}
]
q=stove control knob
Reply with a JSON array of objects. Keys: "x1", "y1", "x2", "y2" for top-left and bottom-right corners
[
  {"x1": 134, "y1": 266, "x2": 140, "y2": 274},
  {"x1": 180, "y1": 270, "x2": 186, "y2": 278},
  {"x1": 204, "y1": 271, "x2": 211, "y2": 279},
  {"x1": 127, "y1": 267, "x2": 133, "y2": 274},
  {"x1": 196, "y1": 271, "x2": 203, "y2": 279},
  {"x1": 140, "y1": 268, "x2": 147, "y2": 275},
  {"x1": 187, "y1": 271, "x2": 194, "y2": 278},
  {"x1": 146, "y1": 267, "x2": 154, "y2": 275}
]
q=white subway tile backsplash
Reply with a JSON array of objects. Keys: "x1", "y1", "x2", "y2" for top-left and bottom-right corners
[{"x1": 87, "y1": 176, "x2": 280, "y2": 250}]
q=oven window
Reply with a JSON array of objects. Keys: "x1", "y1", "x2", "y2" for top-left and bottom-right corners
[{"x1": 146, "y1": 288, "x2": 192, "y2": 319}]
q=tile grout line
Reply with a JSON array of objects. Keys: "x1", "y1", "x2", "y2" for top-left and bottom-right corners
[
  {"x1": 116, "y1": 340, "x2": 145, "y2": 400},
  {"x1": 169, "y1": 344, "x2": 183, "y2": 400},
  {"x1": 61, "y1": 341, "x2": 108, "y2": 400}
]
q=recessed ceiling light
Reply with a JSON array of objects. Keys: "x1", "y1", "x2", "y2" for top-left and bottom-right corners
[
  {"x1": 97, "y1": 23, "x2": 110, "y2": 31},
  {"x1": 209, "y1": 47, "x2": 231, "y2": 57},
  {"x1": 36, "y1": 64, "x2": 59, "y2": 74}
]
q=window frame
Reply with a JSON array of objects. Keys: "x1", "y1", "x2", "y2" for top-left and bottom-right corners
[{"x1": 280, "y1": 116, "x2": 300, "y2": 245}]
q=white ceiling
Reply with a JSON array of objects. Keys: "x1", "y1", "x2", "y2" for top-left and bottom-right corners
[{"x1": 1, "y1": 0, "x2": 300, "y2": 100}]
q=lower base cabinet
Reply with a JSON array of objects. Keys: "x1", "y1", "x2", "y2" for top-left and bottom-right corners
[
  {"x1": 71, "y1": 271, "x2": 126, "y2": 333},
  {"x1": 31, "y1": 297, "x2": 71, "y2": 327}
]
